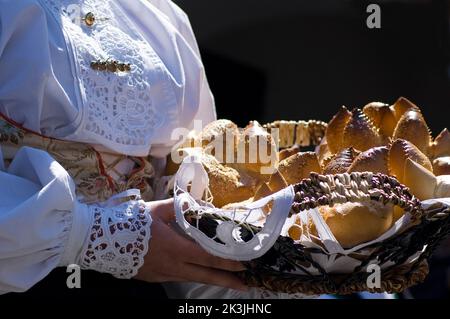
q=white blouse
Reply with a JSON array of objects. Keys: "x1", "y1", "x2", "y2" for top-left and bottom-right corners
[
  {"x1": 0, "y1": 0, "x2": 216, "y2": 157},
  {"x1": 0, "y1": 0, "x2": 217, "y2": 295}
]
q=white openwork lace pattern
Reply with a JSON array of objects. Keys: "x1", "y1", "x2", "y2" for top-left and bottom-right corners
[
  {"x1": 40, "y1": 0, "x2": 165, "y2": 149},
  {"x1": 79, "y1": 200, "x2": 152, "y2": 279}
]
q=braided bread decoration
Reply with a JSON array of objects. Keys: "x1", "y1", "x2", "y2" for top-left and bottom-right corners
[
  {"x1": 263, "y1": 120, "x2": 327, "y2": 148},
  {"x1": 290, "y1": 172, "x2": 423, "y2": 220}
]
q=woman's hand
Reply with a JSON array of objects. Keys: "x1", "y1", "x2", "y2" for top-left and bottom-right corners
[{"x1": 135, "y1": 199, "x2": 248, "y2": 291}]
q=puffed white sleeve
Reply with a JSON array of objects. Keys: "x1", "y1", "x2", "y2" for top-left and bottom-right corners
[{"x1": 0, "y1": 146, "x2": 152, "y2": 294}]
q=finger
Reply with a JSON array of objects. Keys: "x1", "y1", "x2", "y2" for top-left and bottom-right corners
[
  {"x1": 156, "y1": 218, "x2": 245, "y2": 272},
  {"x1": 148, "y1": 198, "x2": 175, "y2": 222},
  {"x1": 182, "y1": 240, "x2": 246, "y2": 272},
  {"x1": 182, "y1": 263, "x2": 248, "y2": 292},
  {"x1": 135, "y1": 270, "x2": 187, "y2": 284}
]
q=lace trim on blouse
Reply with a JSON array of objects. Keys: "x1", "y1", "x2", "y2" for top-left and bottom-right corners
[{"x1": 79, "y1": 199, "x2": 151, "y2": 279}]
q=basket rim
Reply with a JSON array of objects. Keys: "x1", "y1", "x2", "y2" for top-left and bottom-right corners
[{"x1": 183, "y1": 185, "x2": 450, "y2": 295}]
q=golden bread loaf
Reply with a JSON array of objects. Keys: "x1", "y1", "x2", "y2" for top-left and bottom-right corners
[
  {"x1": 202, "y1": 153, "x2": 256, "y2": 207},
  {"x1": 277, "y1": 152, "x2": 322, "y2": 185},
  {"x1": 388, "y1": 139, "x2": 433, "y2": 183},
  {"x1": 325, "y1": 106, "x2": 352, "y2": 154},
  {"x1": 200, "y1": 119, "x2": 240, "y2": 162},
  {"x1": 289, "y1": 202, "x2": 394, "y2": 248},
  {"x1": 317, "y1": 137, "x2": 332, "y2": 165},
  {"x1": 348, "y1": 146, "x2": 389, "y2": 174},
  {"x1": 168, "y1": 147, "x2": 257, "y2": 208},
  {"x1": 319, "y1": 202, "x2": 394, "y2": 248},
  {"x1": 363, "y1": 102, "x2": 397, "y2": 139},
  {"x1": 390, "y1": 97, "x2": 420, "y2": 122},
  {"x1": 392, "y1": 109, "x2": 432, "y2": 156},
  {"x1": 402, "y1": 158, "x2": 437, "y2": 200},
  {"x1": 238, "y1": 121, "x2": 278, "y2": 176},
  {"x1": 323, "y1": 147, "x2": 360, "y2": 175},
  {"x1": 279, "y1": 144, "x2": 301, "y2": 161},
  {"x1": 341, "y1": 108, "x2": 383, "y2": 152}
]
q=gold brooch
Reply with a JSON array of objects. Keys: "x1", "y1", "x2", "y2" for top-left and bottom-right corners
[
  {"x1": 90, "y1": 59, "x2": 132, "y2": 73},
  {"x1": 82, "y1": 12, "x2": 110, "y2": 27}
]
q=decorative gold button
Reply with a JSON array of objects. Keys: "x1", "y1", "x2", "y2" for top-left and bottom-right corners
[
  {"x1": 91, "y1": 59, "x2": 132, "y2": 73},
  {"x1": 82, "y1": 12, "x2": 109, "y2": 27},
  {"x1": 83, "y1": 12, "x2": 96, "y2": 27}
]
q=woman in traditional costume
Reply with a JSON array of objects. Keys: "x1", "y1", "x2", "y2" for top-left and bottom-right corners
[{"x1": 0, "y1": 0, "x2": 254, "y2": 298}]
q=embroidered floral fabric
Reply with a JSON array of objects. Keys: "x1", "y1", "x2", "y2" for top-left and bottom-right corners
[
  {"x1": 80, "y1": 200, "x2": 152, "y2": 279},
  {"x1": 0, "y1": 114, "x2": 154, "y2": 204}
]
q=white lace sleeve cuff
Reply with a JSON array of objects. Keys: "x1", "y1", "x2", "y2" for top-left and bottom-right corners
[{"x1": 77, "y1": 200, "x2": 152, "y2": 279}]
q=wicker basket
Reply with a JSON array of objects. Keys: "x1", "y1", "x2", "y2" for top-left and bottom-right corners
[{"x1": 174, "y1": 120, "x2": 450, "y2": 295}]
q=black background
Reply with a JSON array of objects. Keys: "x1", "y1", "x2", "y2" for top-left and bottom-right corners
[{"x1": 177, "y1": 0, "x2": 449, "y2": 135}]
